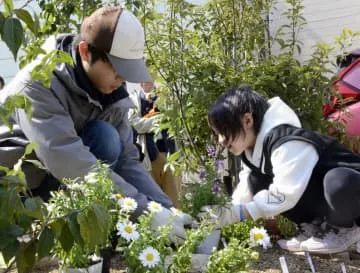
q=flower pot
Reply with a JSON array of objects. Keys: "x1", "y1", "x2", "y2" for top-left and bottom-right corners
[
  {"x1": 60, "y1": 260, "x2": 103, "y2": 273},
  {"x1": 196, "y1": 229, "x2": 221, "y2": 255}
]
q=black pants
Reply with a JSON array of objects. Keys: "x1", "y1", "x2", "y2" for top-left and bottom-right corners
[{"x1": 250, "y1": 167, "x2": 360, "y2": 227}]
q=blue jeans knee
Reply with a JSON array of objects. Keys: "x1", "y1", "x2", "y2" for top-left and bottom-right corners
[{"x1": 80, "y1": 120, "x2": 122, "y2": 168}]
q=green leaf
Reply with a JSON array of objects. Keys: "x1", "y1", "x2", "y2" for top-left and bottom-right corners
[
  {"x1": 4, "y1": 0, "x2": 14, "y2": 14},
  {"x1": 37, "y1": 228, "x2": 54, "y2": 259},
  {"x1": 1, "y1": 17, "x2": 23, "y2": 60},
  {"x1": 0, "y1": 175, "x2": 27, "y2": 188},
  {"x1": 0, "y1": 224, "x2": 23, "y2": 250},
  {"x1": 24, "y1": 142, "x2": 38, "y2": 156},
  {"x1": 2, "y1": 239, "x2": 19, "y2": 264},
  {"x1": 14, "y1": 9, "x2": 36, "y2": 34},
  {"x1": 92, "y1": 203, "x2": 111, "y2": 243},
  {"x1": 67, "y1": 212, "x2": 84, "y2": 247},
  {"x1": 15, "y1": 241, "x2": 36, "y2": 273},
  {"x1": 0, "y1": 165, "x2": 10, "y2": 174},
  {"x1": 58, "y1": 222, "x2": 74, "y2": 253},
  {"x1": 0, "y1": 12, "x2": 5, "y2": 32},
  {"x1": 24, "y1": 197, "x2": 45, "y2": 219},
  {"x1": 50, "y1": 219, "x2": 65, "y2": 239},
  {"x1": 0, "y1": 188, "x2": 21, "y2": 222},
  {"x1": 78, "y1": 204, "x2": 110, "y2": 249},
  {"x1": 16, "y1": 213, "x2": 32, "y2": 231}
]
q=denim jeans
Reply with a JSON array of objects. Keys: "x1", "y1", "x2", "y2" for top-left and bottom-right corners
[
  {"x1": 32, "y1": 120, "x2": 122, "y2": 201},
  {"x1": 80, "y1": 120, "x2": 122, "y2": 169},
  {"x1": 33, "y1": 120, "x2": 172, "y2": 208}
]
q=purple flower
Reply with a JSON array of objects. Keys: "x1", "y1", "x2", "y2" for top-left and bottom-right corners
[
  {"x1": 199, "y1": 169, "x2": 207, "y2": 179},
  {"x1": 214, "y1": 160, "x2": 225, "y2": 171},
  {"x1": 207, "y1": 146, "x2": 216, "y2": 158},
  {"x1": 212, "y1": 182, "x2": 220, "y2": 194}
]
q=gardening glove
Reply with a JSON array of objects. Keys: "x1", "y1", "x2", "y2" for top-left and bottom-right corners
[
  {"x1": 197, "y1": 204, "x2": 241, "y2": 229},
  {"x1": 151, "y1": 207, "x2": 193, "y2": 244}
]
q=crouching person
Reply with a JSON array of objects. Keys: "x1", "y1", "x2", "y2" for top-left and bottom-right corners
[
  {"x1": 199, "y1": 86, "x2": 360, "y2": 254},
  {"x1": 0, "y1": 6, "x2": 191, "y2": 244}
]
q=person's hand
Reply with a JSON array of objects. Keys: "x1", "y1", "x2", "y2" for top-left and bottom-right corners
[
  {"x1": 144, "y1": 108, "x2": 159, "y2": 118},
  {"x1": 197, "y1": 204, "x2": 242, "y2": 228},
  {"x1": 151, "y1": 207, "x2": 193, "y2": 244}
]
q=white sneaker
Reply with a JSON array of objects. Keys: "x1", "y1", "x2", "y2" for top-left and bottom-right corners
[
  {"x1": 300, "y1": 225, "x2": 360, "y2": 254},
  {"x1": 277, "y1": 222, "x2": 322, "y2": 252}
]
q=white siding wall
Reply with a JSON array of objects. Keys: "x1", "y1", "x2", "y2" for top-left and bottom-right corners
[
  {"x1": 0, "y1": 0, "x2": 39, "y2": 85},
  {"x1": 1, "y1": 0, "x2": 360, "y2": 83},
  {"x1": 270, "y1": 0, "x2": 360, "y2": 63}
]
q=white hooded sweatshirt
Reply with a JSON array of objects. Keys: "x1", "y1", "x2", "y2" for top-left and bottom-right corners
[{"x1": 231, "y1": 97, "x2": 319, "y2": 220}]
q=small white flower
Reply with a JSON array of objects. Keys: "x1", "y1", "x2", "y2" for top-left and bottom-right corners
[
  {"x1": 185, "y1": 192, "x2": 192, "y2": 201},
  {"x1": 89, "y1": 254, "x2": 102, "y2": 262},
  {"x1": 170, "y1": 207, "x2": 183, "y2": 216},
  {"x1": 17, "y1": 234, "x2": 31, "y2": 243},
  {"x1": 139, "y1": 247, "x2": 160, "y2": 268},
  {"x1": 85, "y1": 172, "x2": 97, "y2": 184},
  {"x1": 250, "y1": 227, "x2": 272, "y2": 249},
  {"x1": 147, "y1": 201, "x2": 163, "y2": 213},
  {"x1": 46, "y1": 203, "x2": 55, "y2": 213},
  {"x1": 68, "y1": 183, "x2": 83, "y2": 191},
  {"x1": 119, "y1": 197, "x2": 138, "y2": 213},
  {"x1": 116, "y1": 221, "x2": 139, "y2": 241}
]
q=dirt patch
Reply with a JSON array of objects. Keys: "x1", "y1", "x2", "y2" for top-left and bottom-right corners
[{"x1": 3, "y1": 245, "x2": 360, "y2": 273}]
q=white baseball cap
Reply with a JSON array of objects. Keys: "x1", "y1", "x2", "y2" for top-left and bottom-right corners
[{"x1": 80, "y1": 6, "x2": 151, "y2": 83}]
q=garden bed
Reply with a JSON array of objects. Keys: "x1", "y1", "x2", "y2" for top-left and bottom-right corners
[{"x1": 5, "y1": 244, "x2": 360, "y2": 273}]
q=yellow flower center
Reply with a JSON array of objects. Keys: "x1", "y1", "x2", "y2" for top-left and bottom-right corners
[
  {"x1": 125, "y1": 201, "x2": 133, "y2": 206},
  {"x1": 116, "y1": 193, "x2": 122, "y2": 199},
  {"x1": 146, "y1": 253, "x2": 154, "y2": 261},
  {"x1": 254, "y1": 233, "x2": 264, "y2": 241},
  {"x1": 125, "y1": 226, "x2": 133, "y2": 233}
]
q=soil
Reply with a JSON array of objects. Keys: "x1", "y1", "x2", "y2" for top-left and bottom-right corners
[{"x1": 4, "y1": 245, "x2": 360, "y2": 273}]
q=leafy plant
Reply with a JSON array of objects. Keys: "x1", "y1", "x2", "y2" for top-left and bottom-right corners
[
  {"x1": 180, "y1": 147, "x2": 230, "y2": 218},
  {"x1": 205, "y1": 238, "x2": 259, "y2": 273},
  {"x1": 48, "y1": 163, "x2": 115, "y2": 269}
]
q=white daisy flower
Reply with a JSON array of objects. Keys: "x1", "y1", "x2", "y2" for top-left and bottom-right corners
[
  {"x1": 139, "y1": 247, "x2": 160, "y2": 268},
  {"x1": 170, "y1": 207, "x2": 183, "y2": 216},
  {"x1": 84, "y1": 172, "x2": 97, "y2": 184},
  {"x1": 250, "y1": 227, "x2": 272, "y2": 249},
  {"x1": 147, "y1": 201, "x2": 163, "y2": 213},
  {"x1": 17, "y1": 234, "x2": 31, "y2": 243},
  {"x1": 185, "y1": 192, "x2": 192, "y2": 200},
  {"x1": 116, "y1": 222, "x2": 139, "y2": 241},
  {"x1": 119, "y1": 197, "x2": 138, "y2": 213}
]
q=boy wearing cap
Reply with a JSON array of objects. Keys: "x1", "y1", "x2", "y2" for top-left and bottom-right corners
[{"x1": 0, "y1": 6, "x2": 191, "y2": 243}]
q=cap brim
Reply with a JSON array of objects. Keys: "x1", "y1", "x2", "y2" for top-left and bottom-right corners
[{"x1": 107, "y1": 54, "x2": 152, "y2": 83}]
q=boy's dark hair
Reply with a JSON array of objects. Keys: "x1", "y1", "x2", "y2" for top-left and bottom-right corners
[
  {"x1": 208, "y1": 86, "x2": 269, "y2": 142},
  {"x1": 72, "y1": 35, "x2": 109, "y2": 64}
]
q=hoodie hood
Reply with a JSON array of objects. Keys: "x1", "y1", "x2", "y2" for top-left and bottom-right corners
[{"x1": 245, "y1": 97, "x2": 301, "y2": 168}]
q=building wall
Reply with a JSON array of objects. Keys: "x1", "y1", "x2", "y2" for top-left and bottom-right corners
[
  {"x1": 270, "y1": 0, "x2": 360, "y2": 62},
  {"x1": 0, "y1": 0, "x2": 39, "y2": 86},
  {"x1": 1, "y1": 0, "x2": 360, "y2": 84}
]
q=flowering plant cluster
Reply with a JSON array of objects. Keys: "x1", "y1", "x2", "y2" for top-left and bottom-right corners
[
  {"x1": 47, "y1": 163, "x2": 116, "y2": 269},
  {"x1": 112, "y1": 186, "x2": 274, "y2": 273},
  {"x1": 180, "y1": 146, "x2": 230, "y2": 217},
  {"x1": 113, "y1": 196, "x2": 216, "y2": 273}
]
